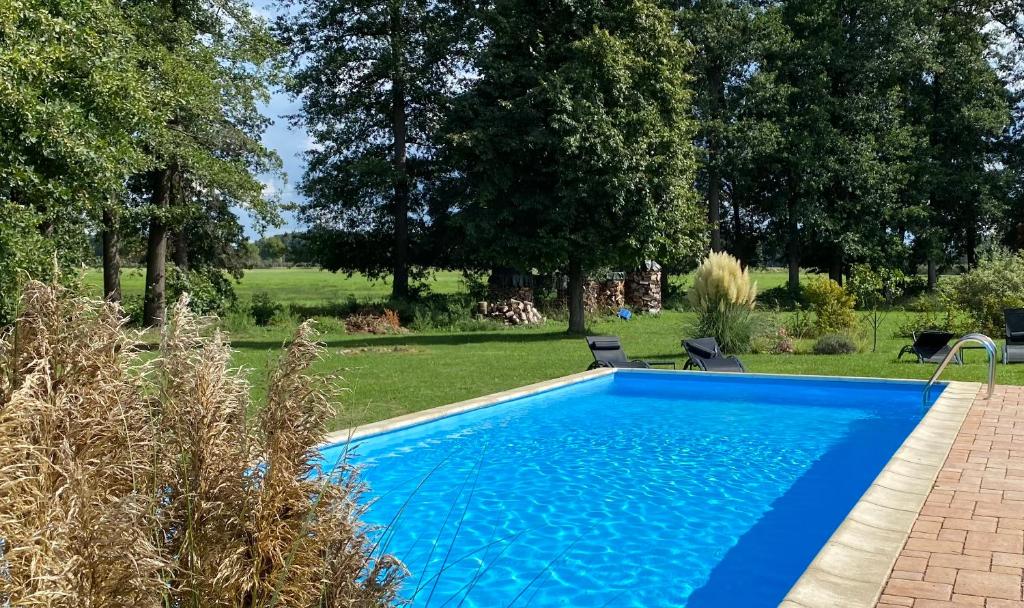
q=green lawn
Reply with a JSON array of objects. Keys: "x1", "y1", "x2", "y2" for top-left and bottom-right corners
[
  {"x1": 84, "y1": 267, "x2": 1009, "y2": 431},
  {"x1": 81, "y1": 267, "x2": 467, "y2": 305},
  {"x1": 225, "y1": 309, "x2": 1015, "y2": 430}
]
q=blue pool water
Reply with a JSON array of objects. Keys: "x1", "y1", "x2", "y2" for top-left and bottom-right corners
[{"x1": 320, "y1": 371, "x2": 945, "y2": 607}]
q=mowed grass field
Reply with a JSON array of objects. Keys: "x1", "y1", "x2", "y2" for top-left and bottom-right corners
[{"x1": 82, "y1": 268, "x2": 1018, "y2": 430}]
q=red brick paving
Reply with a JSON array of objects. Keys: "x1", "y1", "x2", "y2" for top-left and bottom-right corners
[{"x1": 879, "y1": 385, "x2": 1024, "y2": 607}]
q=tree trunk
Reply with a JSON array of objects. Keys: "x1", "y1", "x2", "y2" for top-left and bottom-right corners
[
  {"x1": 927, "y1": 258, "x2": 937, "y2": 291},
  {"x1": 567, "y1": 257, "x2": 586, "y2": 334},
  {"x1": 829, "y1": 262, "x2": 843, "y2": 286},
  {"x1": 389, "y1": 3, "x2": 409, "y2": 300},
  {"x1": 787, "y1": 205, "x2": 800, "y2": 294},
  {"x1": 965, "y1": 221, "x2": 977, "y2": 270},
  {"x1": 706, "y1": 65, "x2": 724, "y2": 252},
  {"x1": 101, "y1": 205, "x2": 121, "y2": 304},
  {"x1": 732, "y1": 192, "x2": 742, "y2": 261},
  {"x1": 708, "y1": 160, "x2": 722, "y2": 252},
  {"x1": 660, "y1": 268, "x2": 670, "y2": 301},
  {"x1": 144, "y1": 168, "x2": 173, "y2": 328},
  {"x1": 172, "y1": 231, "x2": 189, "y2": 270}
]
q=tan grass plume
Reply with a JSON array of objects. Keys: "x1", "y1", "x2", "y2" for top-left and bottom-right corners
[{"x1": 0, "y1": 281, "x2": 404, "y2": 608}]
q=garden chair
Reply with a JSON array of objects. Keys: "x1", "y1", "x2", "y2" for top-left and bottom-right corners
[
  {"x1": 897, "y1": 330, "x2": 961, "y2": 364},
  {"x1": 1003, "y1": 309, "x2": 1024, "y2": 364},
  {"x1": 681, "y1": 337, "x2": 746, "y2": 372},
  {"x1": 585, "y1": 336, "x2": 675, "y2": 370}
]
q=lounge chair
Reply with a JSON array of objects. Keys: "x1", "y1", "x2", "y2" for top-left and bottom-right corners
[
  {"x1": 897, "y1": 330, "x2": 961, "y2": 364},
  {"x1": 586, "y1": 336, "x2": 675, "y2": 370},
  {"x1": 1004, "y1": 309, "x2": 1024, "y2": 364},
  {"x1": 682, "y1": 337, "x2": 746, "y2": 372}
]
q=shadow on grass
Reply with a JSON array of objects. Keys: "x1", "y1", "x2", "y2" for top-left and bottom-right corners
[
  {"x1": 231, "y1": 329, "x2": 586, "y2": 351},
  {"x1": 686, "y1": 411, "x2": 920, "y2": 607}
]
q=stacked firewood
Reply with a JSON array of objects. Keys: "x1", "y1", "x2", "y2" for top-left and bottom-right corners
[
  {"x1": 584, "y1": 279, "x2": 625, "y2": 312},
  {"x1": 477, "y1": 299, "x2": 544, "y2": 325},
  {"x1": 625, "y1": 269, "x2": 662, "y2": 313}
]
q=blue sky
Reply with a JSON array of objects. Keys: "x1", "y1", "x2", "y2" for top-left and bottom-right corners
[
  {"x1": 250, "y1": 88, "x2": 307, "y2": 240},
  {"x1": 243, "y1": 0, "x2": 307, "y2": 240}
]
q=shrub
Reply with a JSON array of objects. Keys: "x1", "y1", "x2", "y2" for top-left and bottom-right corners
[
  {"x1": 751, "y1": 327, "x2": 795, "y2": 355},
  {"x1": 783, "y1": 306, "x2": 815, "y2": 340},
  {"x1": 0, "y1": 202, "x2": 62, "y2": 326},
  {"x1": 0, "y1": 282, "x2": 404, "y2": 606},
  {"x1": 813, "y1": 333, "x2": 858, "y2": 355},
  {"x1": 250, "y1": 291, "x2": 283, "y2": 326},
  {"x1": 687, "y1": 252, "x2": 758, "y2": 352},
  {"x1": 166, "y1": 266, "x2": 237, "y2": 316},
  {"x1": 757, "y1": 285, "x2": 807, "y2": 309},
  {"x1": 120, "y1": 294, "x2": 145, "y2": 327},
  {"x1": 847, "y1": 265, "x2": 907, "y2": 352},
  {"x1": 804, "y1": 276, "x2": 857, "y2": 335},
  {"x1": 940, "y1": 247, "x2": 1024, "y2": 335}
]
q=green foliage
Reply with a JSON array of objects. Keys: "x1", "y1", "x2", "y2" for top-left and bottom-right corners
[
  {"x1": 689, "y1": 306, "x2": 757, "y2": 354},
  {"x1": 166, "y1": 267, "x2": 237, "y2": 317},
  {"x1": 847, "y1": 264, "x2": 908, "y2": 352},
  {"x1": 0, "y1": 0, "x2": 161, "y2": 216},
  {"x1": 783, "y1": 306, "x2": 815, "y2": 340},
  {"x1": 0, "y1": 204, "x2": 57, "y2": 325},
  {"x1": 940, "y1": 248, "x2": 1024, "y2": 335},
  {"x1": 250, "y1": 292, "x2": 283, "y2": 327},
  {"x1": 847, "y1": 265, "x2": 907, "y2": 310},
  {"x1": 758, "y1": 285, "x2": 807, "y2": 310},
  {"x1": 121, "y1": 295, "x2": 145, "y2": 327},
  {"x1": 813, "y1": 333, "x2": 859, "y2": 355},
  {"x1": 804, "y1": 276, "x2": 857, "y2": 335}
]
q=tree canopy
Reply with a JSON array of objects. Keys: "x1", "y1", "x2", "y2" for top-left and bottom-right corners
[{"x1": 448, "y1": 0, "x2": 706, "y2": 332}]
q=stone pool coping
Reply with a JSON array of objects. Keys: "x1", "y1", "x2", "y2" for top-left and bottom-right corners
[
  {"x1": 319, "y1": 369, "x2": 980, "y2": 606},
  {"x1": 781, "y1": 380, "x2": 981, "y2": 608}
]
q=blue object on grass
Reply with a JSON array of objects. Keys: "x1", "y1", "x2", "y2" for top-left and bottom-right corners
[{"x1": 617, "y1": 307, "x2": 632, "y2": 320}]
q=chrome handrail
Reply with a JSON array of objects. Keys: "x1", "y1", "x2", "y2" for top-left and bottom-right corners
[{"x1": 923, "y1": 333, "x2": 996, "y2": 407}]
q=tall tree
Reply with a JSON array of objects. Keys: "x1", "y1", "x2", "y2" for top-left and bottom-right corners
[
  {"x1": 0, "y1": 0, "x2": 164, "y2": 321},
  {"x1": 135, "y1": 0, "x2": 282, "y2": 327},
  {"x1": 676, "y1": 0, "x2": 766, "y2": 254},
  {"x1": 451, "y1": 0, "x2": 705, "y2": 333},
  {"x1": 907, "y1": 0, "x2": 1014, "y2": 272},
  {"x1": 279, "y1": 0, "x2": 474, "y2": 300},
  {"x1": 753, "y1": 0, "x2": 933, "y2": 291}
]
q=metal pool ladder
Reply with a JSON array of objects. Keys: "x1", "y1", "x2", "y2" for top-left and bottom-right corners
[{"x1": 922, "y1": 333, "x2": 996, "y2": 407}]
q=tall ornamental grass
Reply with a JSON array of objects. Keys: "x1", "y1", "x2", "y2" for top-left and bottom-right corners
[
  {"x1": 0, "y1": 281, "x2": 404, "y2": 607},
  {"x1": 688, "y1": 252, "x2": 758, "y2": 352}
]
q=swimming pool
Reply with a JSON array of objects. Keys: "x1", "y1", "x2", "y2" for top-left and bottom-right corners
[{"x1": 319, "y1": 370, "x2": 948, "y2": 607}]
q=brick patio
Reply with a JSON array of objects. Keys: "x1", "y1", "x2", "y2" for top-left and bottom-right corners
[{"x1": 879, "y1": 384, "x2": 1024, "y2": 607}]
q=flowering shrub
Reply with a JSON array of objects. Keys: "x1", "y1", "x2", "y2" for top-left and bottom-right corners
[{"x1": 804, "y1": 276, "x2": 857, "y2": 335}]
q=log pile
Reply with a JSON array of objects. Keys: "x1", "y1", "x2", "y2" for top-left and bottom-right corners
[
  {"x1": 584, "y1": 279, "x2": 625, "y2": 313},
  {"x1": 478, "y1": 299, "x2": 544, "y2": 325},
  {"x1": 625, "y1": 266, "x2": 662, "y2": 313}
]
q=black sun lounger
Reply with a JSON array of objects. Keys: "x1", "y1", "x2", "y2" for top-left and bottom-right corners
[
  {"x1": 1004, "y1": 309, "x2": 1024, "y2": 364},
  {"x1": 897, "y1": 330, "x2": 961, "y2": 364},
  {"x1": 682, "y1": 337, "x2": 746, "y2": 372},
  {"x1": 586, "y1": 336, "x2": 675, "y2": 370}
]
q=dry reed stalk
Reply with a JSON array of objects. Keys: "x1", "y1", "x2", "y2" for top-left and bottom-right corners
[
  {"x1": 0, "y1": 281, "x2": 165, "y2": 607},
  {"x1": 0, "y1": 282, "x2": 405, "y2": 608}
]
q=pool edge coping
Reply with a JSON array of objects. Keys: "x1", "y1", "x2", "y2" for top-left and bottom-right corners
[{"x1": 780, "y1": 379, "x2": 981, "y2": 608}]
